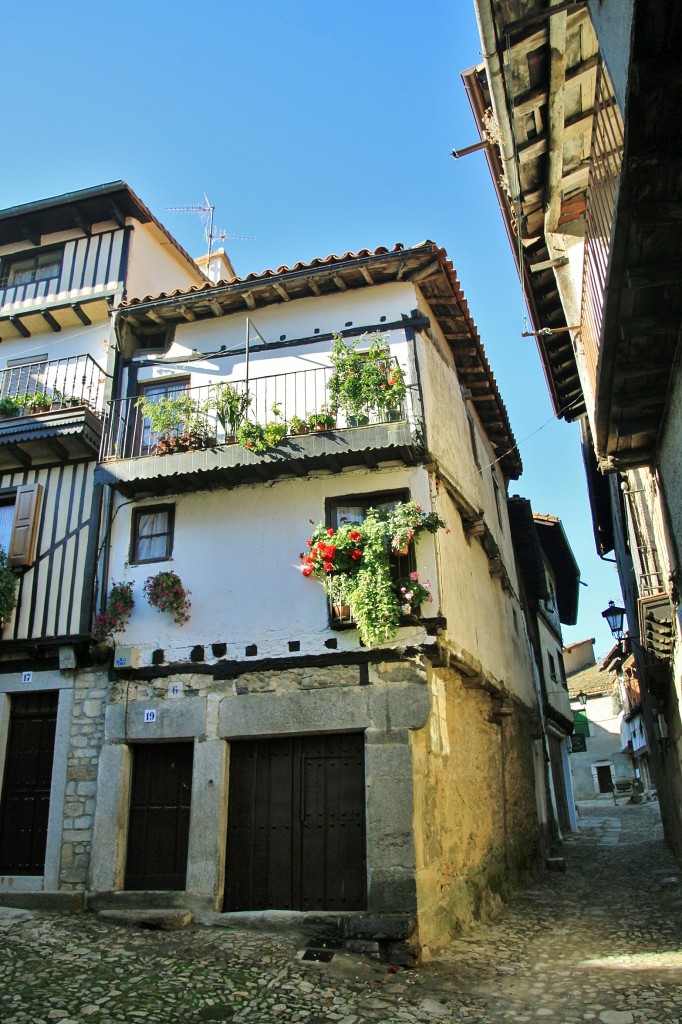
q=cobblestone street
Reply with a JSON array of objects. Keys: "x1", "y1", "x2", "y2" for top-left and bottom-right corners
[{"x1": 1, "y1": 801, "x2": 680, "y2": 1024}]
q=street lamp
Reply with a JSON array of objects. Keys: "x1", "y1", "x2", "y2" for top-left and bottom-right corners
[
  {"x1": 601, "y1": 600, "x2": 626, "y2": 640},
  {"x1": 577, "y1": 691, "x2": 588, "y2": 706}
]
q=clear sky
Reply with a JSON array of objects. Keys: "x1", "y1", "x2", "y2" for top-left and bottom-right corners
[{"x1": 3, "y1": 0, "x2": 623, "y2": 653}]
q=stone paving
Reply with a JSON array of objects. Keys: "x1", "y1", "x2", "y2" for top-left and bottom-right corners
[{"x1": 1, "y1": 800, "x2": 680, "y2": 1024}]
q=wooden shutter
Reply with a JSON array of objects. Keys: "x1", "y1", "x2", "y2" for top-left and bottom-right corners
[{"x1": 8, "y1": 483, "x2": 43, "y2": 567}]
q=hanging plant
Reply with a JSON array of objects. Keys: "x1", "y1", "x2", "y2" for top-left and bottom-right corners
[
  {"x1": 143, "y1": 570, "x2": 191, "y2": 624},
  {"x1": 299, "y1": 501, "x2": 446, "y2": 646},
  {"x1": 0, "y1": 548, "x2": 19, "y2": 627},
  {"x1": 92, "y1": 580, "x2": 135, "y2": 642}
]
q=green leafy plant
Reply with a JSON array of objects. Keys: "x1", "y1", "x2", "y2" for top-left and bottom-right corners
[
  {"x1": 92, "y1": 580, "x2": 134, "y2": 642},
  {"x1": 288, "y1": 414, "x2": 308, "y2": 435},
  {"x1": 20, "y1": 391, "x2": 52, "y2": 413},
  {"x1": 327, "y1": 332, "x2": 406, "y2": 423},
  {"x1": 238, "y1": 404, "x2": 287, "y2": 452},
  {"x1": 211, "y1": 382, "x2": 252, "y2": 437},
  {"x1": 306, "y1": 407, "x2": 336, "y2": 430},
  {"x1": 299, "y1": 501, "x2": 446, "y2": 646},
  {"x1": 136, "y1": 393, "x2": 194, "y2": 439},
  {"x1": 0, "y1": 396, "x2": 22, "y2": 417},
  {"x1": 0, "y1": 547, "x2": 18, "y2": 626},
  {"x1": 143, "y1": 570, "x2": 191, "y2": 625}
]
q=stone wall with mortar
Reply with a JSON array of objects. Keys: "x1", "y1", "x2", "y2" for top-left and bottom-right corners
[
  {"x1": 58, "y1": 667, "x2": 111, "y2": 890},
  {"x1": 410, "y1": 663, "x2": 540, "y2": 958},
  {"x1": 91, "y1": 657, "x2": 432, "y2": 918}
]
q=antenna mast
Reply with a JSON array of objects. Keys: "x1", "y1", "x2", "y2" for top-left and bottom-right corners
[{"x1": 166, "y1": 194, "x2": 255, "y2": 267}]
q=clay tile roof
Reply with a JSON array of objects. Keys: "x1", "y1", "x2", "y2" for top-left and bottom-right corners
[{"x1": 567, "y1": 661, "x2": 611, "y2": 697}]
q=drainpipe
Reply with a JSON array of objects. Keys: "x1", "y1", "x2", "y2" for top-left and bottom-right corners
[{"x1": 472, "y1": 0, "x2": 521, "y2": 204}]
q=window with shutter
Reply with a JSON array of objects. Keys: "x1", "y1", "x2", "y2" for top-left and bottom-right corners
[{"x1": 8, "y1": 483, "x2": 43, "y2": 567}]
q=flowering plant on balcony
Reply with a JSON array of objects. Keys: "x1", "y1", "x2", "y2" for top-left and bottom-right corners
[
  {"x1": 143, "y1": 570, "x2": 191, "y2": 625},
  {"x1": 92, "y1": 581, "x2": 134, "y2": 642},
  {"x1": 299, "y1": 501, "x2": 446, "y2": 646},
  {"x1": 237, "y1": 404, "x2": 287, "y2": 453},
  {"x1": 327, "y1": 332, "x2": 406, "y2": 423}
]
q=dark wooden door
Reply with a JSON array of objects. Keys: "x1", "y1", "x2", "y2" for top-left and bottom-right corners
[
  {"x1": 224, "y1": 733, "x2": 366, "y2": 912},
  {"x1": 548, "y1": 736, "x2": 571, "y2": 831},
  {"x1": 125, "y1": 742, "x2": 193, "y2": 891},
  {"x1": 0, "y1": 691, "x2": 58, "y2": 874}
]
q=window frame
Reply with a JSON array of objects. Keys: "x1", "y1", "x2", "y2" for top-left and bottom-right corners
[
  {"x1": 130, "y1": 504, "x2": 175, "y2": 565},
  {"x1": 0, "y1": 246, "x2": 63, "y2": 288}
]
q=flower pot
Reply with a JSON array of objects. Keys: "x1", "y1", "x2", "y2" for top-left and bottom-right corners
[
  {"x1": 291, "y1": 426, "x2": 309, "y2": 436},
  {"x1": 332, "y1": 602, "x2": 351, "y2": 621}
]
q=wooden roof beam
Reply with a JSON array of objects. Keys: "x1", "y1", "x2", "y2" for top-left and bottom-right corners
[
  {"x1": 208, "y1": 299, "x2": 223, "y2": 317},
  {"x1": 178, "y1": 305, "x2": 196, "y2": 322},
  {"x1": 360, "y1": 266, "x2": 374, "y2": 285},
  {"x1": 513, "y1": 54, "x2": 599, "y2": 117},
  {"x1": 273, "y1": 282, "x2": 290, "y2": 302},
  {"x1": 545, "y1": 4, "x2": 568, "y2": 234},
  {"x1": 308, "y1": 278, "x2": 321, "y2": 296},
  {"x1": 331, "y1": 274, "x2": 348, "y2": 292},
  {"x1": 9, "y1": 315, "x2": 30, "y2": 338},
  {"x1": 242, "y1": 290, "x2": 256, "y2": 310},
  {"x1": 146, "y1": 309, "x2": 165, "y2": 325},
  {"x1": 504, "y1": 0, "x2": 588, "y2": 38}
]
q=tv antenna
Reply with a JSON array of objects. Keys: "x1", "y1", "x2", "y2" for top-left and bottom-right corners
[{"x1": 166, "y1": 193, "x2": 255, "y2": 264}]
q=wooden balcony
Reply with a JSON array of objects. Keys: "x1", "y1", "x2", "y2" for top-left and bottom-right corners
[
  {"x1": 96, "y1": 365, "x2": 419, "y2": 498},
  {"x1": 0, "y1": 354, "x2": 106, "y2": 470},
  {"x1": 0, "y1": 229, "x2": 126, "y2": 338}
]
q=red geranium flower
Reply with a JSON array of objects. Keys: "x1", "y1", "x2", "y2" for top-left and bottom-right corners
[
  {"x1": 323, "y1": 561, "x2": 334, "y2": 572},
  {"x1": 301, "y1": 565, "x2": 314, "y2": 576},
  {"x1": 326, "y1": 528, "x2": 335, "y2": 537},
  {"x1": 349, "y1": 530, "x2": 362, "y2": 542},
  {"x1": 349, "y1": 549, "x2": 362, "y2": 560}
]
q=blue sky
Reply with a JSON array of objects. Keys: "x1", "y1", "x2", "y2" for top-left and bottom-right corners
[{"x1": 3, "y1": 1, "x2": 622, "y2": 652}]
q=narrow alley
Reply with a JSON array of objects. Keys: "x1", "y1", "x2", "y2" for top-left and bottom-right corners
[{"x1": 1, "y1": 800, "x2": 680, "y2": 1024}]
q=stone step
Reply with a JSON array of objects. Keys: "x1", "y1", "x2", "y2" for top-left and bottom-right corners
[{"x1": 98, "y1": 908, "x2": 193, "y2": 931}]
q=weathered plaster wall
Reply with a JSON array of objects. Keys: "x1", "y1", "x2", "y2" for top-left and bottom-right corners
[
  {"x1": 410, "y1": 664, "x2": 539, "y2": 957},
  {"x1": 568, "y1": 692, "x2": 631, "y2": 799}
]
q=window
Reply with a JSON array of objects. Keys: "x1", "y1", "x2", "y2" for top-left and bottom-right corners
[
  {"x1": 137, "y1": 377, "x2": 189, "y2": 454},
  {"x1": 0, "y1": 484, "x2": 43, "y2": 567},
  {"x1": 547, "y1": 652, "x2": 557, "y2": 683},
  {"x1": 327, "y1": 489, "x2": 412, "y2": 624},
  {"x1": 0, "y1": 499, "x2": 14, "y2": 554},
  {"x1": 1, "y1": 249, "x2": 62, "y2": 287},
  {"x1": 131, "y1": 506, "x2": 175, "y2": 564},
  {"x1": 1, "y1": 354, "x2": 49, "y2": 400}
]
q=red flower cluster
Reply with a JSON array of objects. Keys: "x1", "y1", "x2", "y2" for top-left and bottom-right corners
[{"x1": 300, "y1": 521, "x2": 366, "y2": 579}]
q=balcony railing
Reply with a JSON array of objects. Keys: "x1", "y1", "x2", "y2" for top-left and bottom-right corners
[
  {"x1": 0, "y1": 229, "x2": 125, "y2": 311},
  {"x1": 580, "y1": 62, "x2": 624, "y2": 399},
  {"x1": 100, "y1": 362, "x2": 410, "y2": 462},
  {"x1": 0, "y1": 354, "x2": 107, "y2": 417}
]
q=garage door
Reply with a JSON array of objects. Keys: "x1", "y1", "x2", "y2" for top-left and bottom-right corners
[{"x1": 224, "y1": 733, "x2": 366, "y2": 911}]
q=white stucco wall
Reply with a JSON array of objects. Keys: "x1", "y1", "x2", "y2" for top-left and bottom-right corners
[{"x1": 124, "y1": 222, "x2": 206, "y2": 303}]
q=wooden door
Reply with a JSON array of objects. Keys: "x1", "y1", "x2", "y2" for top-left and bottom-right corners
[
  {"x1": 125, "y1": 743, "x2": 193, "y2": 891},
  {"x1": 224, "y1": 733, "x2": 366, "y2": 912},
  {"x1": 0, "y1": 691, "x2": 58, "y2": 874},
  {"x1": 596, "y1": 764, "x2": 614, "y2": 794},
  {"x1": 548, "y1": 736, "x2": 571, "y2": 831}
]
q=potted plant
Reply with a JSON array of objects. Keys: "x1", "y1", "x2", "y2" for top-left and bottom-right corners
[
  {"x1": 0, "y1": 547, "x2": 18, "y2": 631},
  {"x1": 396, "y1": 572, "x2": 433, "y2": 615},
  {"x1": 327, "y1": 334, "x2": 369, "y2": 423},
  {"x1": 306, "y1": 407, "x2": 336, "y2": 431},
  {"x1": 238, "y1": 404, "x2": 287, "y2": 452},
  {"x1": 143, "y1": 570, "x2": 191, "y2": 624},
  {"x1": 21, "y1": 391, "x2": 52, "y2": 414},
  {"x1": 299, "y1": 501, "x2": 446, "y2": 646},
  {"x1": 91, "y1": 581, "x2": 134, "y2": 656},
  {"x1": 0, "y1": 396, "x2": 22, "y2": 419},
  {"x1": 289, "y1": 414, "x2": 309, "y2": 436},
  {"x1": 211, "y1": 382, "x2": 251, "y2": 442},
  {"x1": 136, "y1": 393, "x2": 205, "y2": 452},
  {"x1": 365, "y1": 336, "x2": 407, "y2": 420}
]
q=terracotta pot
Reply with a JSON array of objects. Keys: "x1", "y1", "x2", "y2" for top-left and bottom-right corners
[{"x1": 332, "y1": 602, "x2": 351, "y2": 620}]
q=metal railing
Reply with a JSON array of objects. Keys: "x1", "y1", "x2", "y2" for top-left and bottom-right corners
[
  {"x1": 0, "y1": 354, "x2": 107, "y2": 416},
  {"x1": 580, "y1": 61, "x2": 624, "y2": 398},
  {"x1": 100, "y1": 361, "x2": 409, "y2": 461}
]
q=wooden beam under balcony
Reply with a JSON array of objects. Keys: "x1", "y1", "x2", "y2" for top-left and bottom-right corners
[
  {"x1": 71, "y1": 303, "x2": 92, "y2": 326},
  {"x1": 15, "y1": 214, "x2": 40, "y2": 246},
  {"x1": 9, "y1": 316, "x2": 30, "y2": 338},
  {"x1": 513, "y1": 54, "x2": 599, "y2": 117},
  {"x1": 504, "y1": 0, "x2": 588, "y2": 38},
  {"x1": 41, "y1": 310, "x2": 62, "y2": 333},
  {"x1": 69, "y1": 204, "x2": 92, "y2": 236}
]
